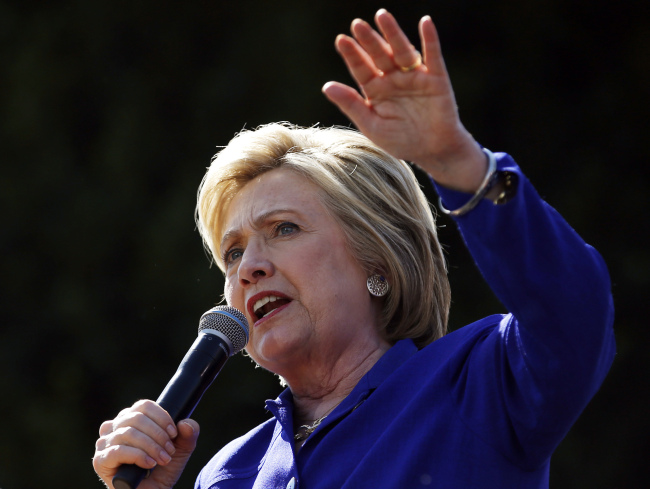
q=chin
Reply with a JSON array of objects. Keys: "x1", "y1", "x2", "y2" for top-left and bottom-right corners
[{"x1": 247, "y1": 333, "x2": 308, "y2": 373}]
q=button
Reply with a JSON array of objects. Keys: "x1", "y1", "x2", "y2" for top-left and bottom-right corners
[{"x1": 287, "y1": 477, "x2": 296, "y2": 489}]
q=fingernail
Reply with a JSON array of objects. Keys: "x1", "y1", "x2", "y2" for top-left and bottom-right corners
[
  {"x1": 165, "y1": 441, "x2": 176, "y2": 455},
  {"x1": 181, "y1": 420, "x2": 195, "y2": 434},
  {"x1": 145, "y1": 456, "x2": 157, "y2": 468},
  {"x1": 166, "y1": 424, "x2": 177, "y2": 438},
  {"x1": 159, "y1": 450, "x2": 171, "y2": 463}
]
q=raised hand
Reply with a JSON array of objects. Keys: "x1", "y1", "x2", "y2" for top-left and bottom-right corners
[
  {"x1": 93, "y1": 400, "x2": 200, "y2": 489},
  {"x1": 323, "y1": 9, "x2": 486, "y2": 192}
]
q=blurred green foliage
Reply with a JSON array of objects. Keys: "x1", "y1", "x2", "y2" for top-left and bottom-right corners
[{"x1": 1, "y1": 0, "x2": 648, "y2": 487}]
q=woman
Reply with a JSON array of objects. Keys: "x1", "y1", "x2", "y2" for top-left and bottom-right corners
[{"x1": 93, "y1": 10, "x2": 615, "y2": 489}]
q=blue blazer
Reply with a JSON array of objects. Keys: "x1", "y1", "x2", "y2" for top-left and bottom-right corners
[{"x1": 195, "y1": 152, "x2": 616, "y2": 489}]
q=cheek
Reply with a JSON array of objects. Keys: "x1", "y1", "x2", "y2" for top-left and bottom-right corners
[
  {"x1": 224, "y1": 279, "x2": 248, "y2": 317},
  {"x1": 223, "y1": 277, "x2": 236, "y2": 307}
]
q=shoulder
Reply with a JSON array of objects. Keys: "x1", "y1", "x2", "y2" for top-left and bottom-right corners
[
  {"x1": 405, "y1": 314, "x2": 515, "y2": 384},
  {"x1": 375, "y1": 314, "x2": 510, "y2": 389},
  {"x1": 424, "y1": 314, "x2": 510, "y2": 358}
]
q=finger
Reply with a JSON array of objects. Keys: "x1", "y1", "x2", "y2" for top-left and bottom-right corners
[
  {"x1": 93, "y1": 443, "x2": 158, "y2": 475},
  {"x1": 113, "y1": 412, "x2": 176, "y2": 456},
  {"x1": 129, "y1": 399, "x2": 177, "y2": 438},
  {"x1": 374, "y1": 9, "x2": 421, "y2": 70},
  {"x1": 335, "y1": 34, "x2": 380, "y2": 87},
  {"x1": 322, "y1": 82, "x2": 374, "y2": 131},
  {"x1": 95, "y1": 436, "x2": 108, "y2": 452},
  {"x1": 350, "y1": 18, "x2": 395, "y2": 73},
  {"x1": 106, "y1": 424, "x2": 176, "y2": 466},
  {"x1": 419, "y1": 15, "x2": 447, "y2": 76},
  {"x1": 99, "y1": 419, "x2": 114, "y2": 437}
]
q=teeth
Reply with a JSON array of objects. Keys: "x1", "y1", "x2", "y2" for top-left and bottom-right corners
[{"x1": 253, "y1": 295, "x2": 279, "y2": 315}]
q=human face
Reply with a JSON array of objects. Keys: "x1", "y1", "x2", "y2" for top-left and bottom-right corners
[{"x1": 220, "y1": 168, "x2": 382, "y2": 375}]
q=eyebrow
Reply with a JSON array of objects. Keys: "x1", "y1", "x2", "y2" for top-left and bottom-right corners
[{"x1": 219, "y1": 208, "x2": 302, "y2": 252}]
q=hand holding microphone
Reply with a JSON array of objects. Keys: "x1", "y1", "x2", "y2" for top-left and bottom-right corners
[{"x1": 92, "y1": 306, "x2": 249, "y2": 489}]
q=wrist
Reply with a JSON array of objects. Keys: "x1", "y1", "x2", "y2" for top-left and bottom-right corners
[
  {"x1": 415, "y1": 132, "x2": 486, "y2": 193},
  {"x1": 436, "y1": 148, "x2": 519, "y2": 217},
  {"x1": 438, "y1": 148, "x2": 497, "y2": 217}
]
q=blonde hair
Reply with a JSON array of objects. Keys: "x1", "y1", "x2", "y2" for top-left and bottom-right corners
[{"x1": 196, "y1": 123, "x2": 450, "y2": 347}]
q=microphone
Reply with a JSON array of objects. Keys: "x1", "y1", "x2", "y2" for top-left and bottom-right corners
[{"x1": 112, "y1": 306, "x2": 249, "y2": 489}]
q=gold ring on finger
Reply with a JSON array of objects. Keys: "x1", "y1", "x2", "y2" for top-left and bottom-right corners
[{"x1": 399, "y1": 52, "x2": 422, "y2": 73}]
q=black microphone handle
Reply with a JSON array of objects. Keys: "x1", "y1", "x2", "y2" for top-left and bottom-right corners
[{"x1": 112, "y1": 331, "x2": 231, "y2": 489}]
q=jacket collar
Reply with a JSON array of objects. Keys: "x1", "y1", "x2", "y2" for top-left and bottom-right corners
[{"x1": 265, "y1": 339, "x2": 418, "y2": 422}]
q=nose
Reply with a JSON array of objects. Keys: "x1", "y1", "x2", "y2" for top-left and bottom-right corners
[{"x1": 237, "y1": 240, "x2": 274, "y2": 286}]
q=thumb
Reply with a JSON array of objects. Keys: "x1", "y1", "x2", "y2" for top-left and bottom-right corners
[
  {"x1": 147, "y1": 419, "x2": 200, "y2": 488},
  {"x1": 174, "y1": 419, "x2": 200, "y2": 454}
]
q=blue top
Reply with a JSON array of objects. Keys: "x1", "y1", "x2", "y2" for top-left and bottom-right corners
[{"x1": 195, "y1": 152, "x2": 616, "y2": 489}]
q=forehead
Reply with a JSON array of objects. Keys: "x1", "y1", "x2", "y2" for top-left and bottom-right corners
[{"x1": 220, "y1": 168, "x2": 327, "y2": 238}]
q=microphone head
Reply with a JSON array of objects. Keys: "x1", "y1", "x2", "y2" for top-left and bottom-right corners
[{"x1": 198, "y1": 306, "x2": 249, "y2": 355}]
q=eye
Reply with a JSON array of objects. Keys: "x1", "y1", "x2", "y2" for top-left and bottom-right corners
[
  {"x1": 275, "y1": 222, "x2": 299, "y2": 236},
  {"x1": 223, "y1": 247, "x2": 243, "y2": 265}
]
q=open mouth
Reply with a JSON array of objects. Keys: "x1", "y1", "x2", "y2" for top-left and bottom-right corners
[{"x1": 253, "y1": 295, "x2": 291, "y2": 320}]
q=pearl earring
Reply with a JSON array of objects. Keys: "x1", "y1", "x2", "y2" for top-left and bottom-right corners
[{"x1": 367, "y1": 274, "x2": 389, "y2": 297}]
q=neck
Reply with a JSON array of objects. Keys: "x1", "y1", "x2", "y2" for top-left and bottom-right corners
[{"x1": 289, "y1": 338, "x2": 390, "y2": 425}]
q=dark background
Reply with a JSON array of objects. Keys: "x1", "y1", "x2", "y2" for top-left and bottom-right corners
[{"x1": 1, "y1": 0, "x2": 648, "y2": 487}]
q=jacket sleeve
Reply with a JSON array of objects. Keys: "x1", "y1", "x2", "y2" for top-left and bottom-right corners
[{"x1": 433, "y1": 151, "x2": 616, "y2": 469}]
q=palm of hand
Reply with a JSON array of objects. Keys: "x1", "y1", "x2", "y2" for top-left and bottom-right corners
[{"x1": 359, "y1": 68, "x2": 461, "y2": 164}]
